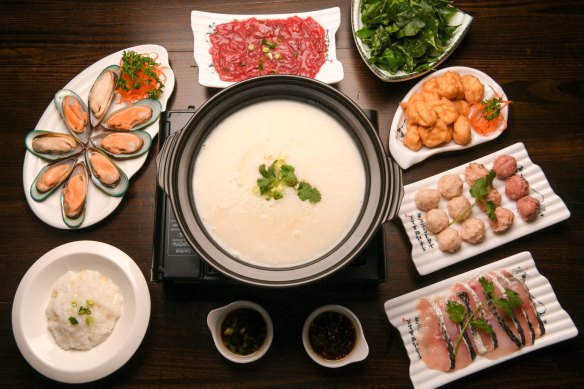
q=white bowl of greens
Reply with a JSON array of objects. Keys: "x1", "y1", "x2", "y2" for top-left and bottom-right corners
[{"x1": 351, "y1": 0, "x2": 473, "y2": 82}]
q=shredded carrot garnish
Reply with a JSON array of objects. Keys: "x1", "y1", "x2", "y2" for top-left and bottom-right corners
[
  {"x1": 116, "y1": 51, "x2": 165, "y2": 105},
  {"x1": 470, "y1": 90, "x2": 511, "y2": 135}
]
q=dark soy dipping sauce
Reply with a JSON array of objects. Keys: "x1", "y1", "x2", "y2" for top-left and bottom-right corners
[
  {"x1": 221, "y1": 308, "x2": 267, "y2": 356},
  {"x1": 308, "y1": 311, "x2": 356, "y2": 360}
]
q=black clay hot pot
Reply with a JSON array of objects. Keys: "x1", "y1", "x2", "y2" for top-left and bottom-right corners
[{"x1": 157, "y1": 75, "x2": 403, "y2": 287}]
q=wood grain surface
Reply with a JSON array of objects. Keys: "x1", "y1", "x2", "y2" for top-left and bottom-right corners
[{"x1": 0, "y1": 1, "x2": 582, "y2": 388}]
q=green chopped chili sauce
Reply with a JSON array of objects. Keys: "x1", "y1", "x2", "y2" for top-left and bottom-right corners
[
  {"x1": 308, "y1": 311, "x2": 356, "y2": 360},
  {"x1": 220, "y1": 308, "x2": 267, "y2": 356}
]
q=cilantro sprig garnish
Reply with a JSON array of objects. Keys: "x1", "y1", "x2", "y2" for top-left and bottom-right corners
[
  {"x1": 449, "y1": 170, "x2": 497, "y2": 225},
  {"x1": 116, "y1": 50, "x2": 165, "y2": 100},
  {"x1": 446, "y1": 300, "x2": 493, "y2": 356},
  {"x1": 481, "y1": 97, "x2": 504, "y2": 121},
  {"x1": 446, "y1": 275, "x2": 521, "y2": 357},
  {"x1": 257, "y1": 160, "x2": 321, "y2": 204}
]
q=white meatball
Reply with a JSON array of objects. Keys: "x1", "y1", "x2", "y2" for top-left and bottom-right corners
[
  {"x1": 437, "y1": 228, "x2": 462, "y2": 253},
  {"x1": 415, "y1": 188, "x2": 441, "y2": 211},
  {"x1": 460, "y1": 217, "x2": 486, "y2": 244},
  {"x1": 425, "y1": 209, "x2": 449, "y2": 234},
  {"x1": 447, "y1": 196, "x2": 472, "y2": 221},
  {"x1": 437, "y1": 174, "x2": 464, "y2": 200}
]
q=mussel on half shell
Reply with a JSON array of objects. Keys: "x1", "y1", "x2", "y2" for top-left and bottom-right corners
[
  {"x1": 54, "y1": 89, "x2": 91, "y2": 144},
  {"x1": 61, "y1": 161, "x2": 88, "y2": 228},
  {"x1": 86, "y1": 147, "x2": 129, "y2": 197},
  {"x1": 88, "y1": 65, "x2": 120, "y2": 127},
  {"x1": 25, "y1": 130, "x2": 84, "y2": 161},
  {"x1": 91, "y1": 129, "x2": 152, "y2": 159},
  {"x1": 101, "y1": 98, "x2": 161, "y2": 131},
  {"x1": 30, "y1": 157, "x2": 77, "y2": 201}
]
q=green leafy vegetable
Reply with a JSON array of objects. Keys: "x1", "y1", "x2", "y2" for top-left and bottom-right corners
[
  {"x1": 256, "y1": 160, "x2": 321, "y2": 203},
  {"x1": 68, "y1": 316, "x2": 79, "y2": 325},
  {"x1": 355, "y1": 0, "x2": 460, "y2": 74}
]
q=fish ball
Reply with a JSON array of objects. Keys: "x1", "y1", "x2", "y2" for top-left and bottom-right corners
[
  {"x1": 425, "y1": 209, "x2": 449, "y2": 234},
  {"x1": 415, "y1": 188, "x2": 441, "y2": 211},
  {"x1": 437, "y1": 227, "x2": 462, "y2": 253},
  {"x1": 437, "y1": 174, "x2": 463, "y2": 200},
  {"x1": 460, "y1": 217, "x2": 486, "y2": 244}
]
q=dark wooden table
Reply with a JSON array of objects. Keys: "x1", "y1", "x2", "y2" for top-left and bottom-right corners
[{"x1": 1, "y1": 1, "x2": 582, "y2": 387}]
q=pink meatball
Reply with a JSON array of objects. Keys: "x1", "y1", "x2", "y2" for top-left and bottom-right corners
[
  {"x1": 492, "y1": 155, "x2": 517, "y2": 179},
  {"x1": 464, "y1": 162, "x2": 489, "y2": 186},
  {"x1": 505, "y1": 175, "x2": 529, "y2": 200},
  {"x1": 437, "y1": 227, "x2": 462, "y2": 253},
  {"x1": 517, "y1": 195, "x2": 541, "y2": 221},
  {"x1": 488, "y1": 207, "x2": 515, "y2": 233}
]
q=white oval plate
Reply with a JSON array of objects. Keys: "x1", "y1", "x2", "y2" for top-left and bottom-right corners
[
  {"x1": 12, "y1": 241, "x2": 151, "y2": 384},
  {"x1": 389, "y1": 66, "x2": 508, "y2": 169},
  {"x1": 384, "y1": 251, "x2": 578, "y2": 389},
  {"x1": 23, "y1": 44, "x2": 175, "y2": 229},
  {"x1": 398, "y1": 142, "x2": 570, "y2": 275},
  {"x1": 351, "y1": 0, "x2": 473, "y2": 83},
  {"x1": 191, "y1": 7, "x2": 344, "y2": 88}
]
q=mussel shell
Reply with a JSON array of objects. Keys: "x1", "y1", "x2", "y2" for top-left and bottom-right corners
[
  {"x1": 54, "y1": 89, "x2": 91, "y2": 144},
  {"x1": 86, "y1": 147, "x2": 129, "y2": 197},
  {"x1": 25, "y1": 130, "x2": 84, "y2": 161},
  {"x1": 101, "y1": 98, "x2": 161, "y2": 132},
  {"x1": 60, "y1": 161, "x2": 88, "y2": 228},
  {"x1": 30, "y1": 157, "x2": 77, "y2": 201},
  {"x1": 90, "y1": 129, "x2": 152, "y2": 159},
  {"x1": 88, "y1": 65, "x2": 120, "y2": 127}
]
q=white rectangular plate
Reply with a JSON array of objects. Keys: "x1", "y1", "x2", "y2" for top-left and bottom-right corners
[
  {"x1": 191, "y1": 7, "x2": 344, "y2": 88},
  {"x1": 398, "y1": 142, "x2": 570, "y2": 275},
  {"x1": 384, "y1": 251, "x2": 578, "y2": 389}
]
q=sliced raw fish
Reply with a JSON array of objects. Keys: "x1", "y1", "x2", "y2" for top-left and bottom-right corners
[
  {"x1": 466, "y1": 278, "x2": 522, "y2": 359},
  {"x1": 416, "y1": 297, "x2": 456, "y2": 372}
]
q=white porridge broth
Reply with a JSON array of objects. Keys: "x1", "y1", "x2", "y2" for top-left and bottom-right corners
[
  {"x1": 46, "y1": 269, "x2": 123, "y2": 351},
  {"x1": 193, "y1": 100, "x2": 366, "y2": 267}
]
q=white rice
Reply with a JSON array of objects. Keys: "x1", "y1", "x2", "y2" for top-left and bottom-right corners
[{"x1": 46, "y1": 269, "x2": 123, "y2": 351}]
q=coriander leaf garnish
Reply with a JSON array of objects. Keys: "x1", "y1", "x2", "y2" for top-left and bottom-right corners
[
  {"x1": 449, "y1": 169, "x2": 498, "y2": 225},
  {"x1": 479, "y1": 277, "x2": 521, "y2": 318},
  {"x1": 256, "y1": 159, "x2": 321, "y2": 203},
  {"x1": 68, "y1": 316, "x2": 79, "y2": 325},
  {"x1": 482, "y1": 97, "x2": 503, "y2": 121},
  {"x1": 298, "y1": 181, "x2": 322, "y2": 204},
  {"x1": 446, "y1": 300, "x2": 493, "y2": 357}
]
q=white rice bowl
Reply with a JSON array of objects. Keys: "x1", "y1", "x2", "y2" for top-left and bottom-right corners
[{"x1": 46, "y1": 269, "x2": 123, "y2": 351}]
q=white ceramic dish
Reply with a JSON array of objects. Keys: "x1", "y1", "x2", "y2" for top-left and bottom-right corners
[
  {"x1": 351, "y1": 0, "x2": 472, "y2": 83},
  {"x1": 398, "y1": 142, "x2": 570, "y2": 275},
  {"x1": 23, "y1": 44, "x2": 175, "y2": 229},
  {"x1": 384, "y1": 251, "x2": 578, "y2": 389},
  {"x1": 191, "y1": 7, "x2": 344, "y2": 88},
  {"x1": 12, "y1": 241, "x2": 151, "y2": 383},
  {"x1": 207, "y1": 300, "x2": 273, "y2": 363},
  {"x1": 302, "y1": 305, "x2": 369, "y2": 368},
  {"x1": 389, "y1": 66, "x2": 508, "y2": 169}
]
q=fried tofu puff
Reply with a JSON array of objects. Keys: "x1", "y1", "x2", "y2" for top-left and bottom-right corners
[
  {"x1": 461, "y1": 74, "x2": 485, "y2": 104},
  {"x1": 401, "y1": 71, "x2": 485, "y2": 151},
  {"x1": 453, "y1": 115, "x2": 472, "y2": 145},
  {"x1": 403, "y1": 123, "x2": 422, "y2": 151},
  {"x1": 418, "y1": 119, "x2": 452, "y2": 148}
]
